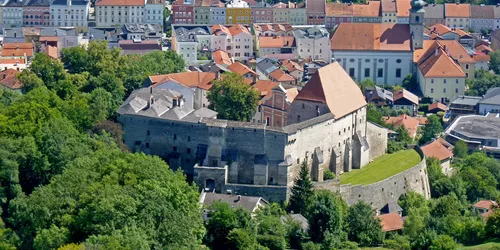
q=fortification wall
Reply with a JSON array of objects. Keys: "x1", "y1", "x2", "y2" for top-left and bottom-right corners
[
  {"x1": 314, "y1": 147, "x2": 430, "y2": 210},
  {"x1": 366, "y1": 122, "x2": 388, "y2": 161}
]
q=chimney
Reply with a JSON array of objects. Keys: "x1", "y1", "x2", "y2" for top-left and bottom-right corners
[
  {"x1": 215, "y1": 70, "x2": 220, "y2": 79},
  {"x1": 252, "y1": 73, "x2": 257, "y2": 84},
  {"x1": 443, "y1": 45, "x2": 447, "y2": 52}
]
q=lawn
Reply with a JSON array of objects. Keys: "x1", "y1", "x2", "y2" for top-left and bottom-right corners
[
  {"x1": 459, "y1": 241, "x2": 500, "y2": 250},
  {"x1": 340, "y1": 149, "x2": 421, "y2": 185}
]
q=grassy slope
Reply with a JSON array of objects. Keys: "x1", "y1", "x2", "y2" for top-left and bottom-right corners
[
  {"x1": 340, "y1": 149, "x2": 421, "y2": 185},
  {"x1": 459, "y1": 241, "x2": 500, "y2": 250}
]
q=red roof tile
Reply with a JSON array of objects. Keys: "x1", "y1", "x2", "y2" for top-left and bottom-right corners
[
  {"x1": 325, "y1": 3, "x2": 353, "y2": 16},
  {"x1": 377, "y1": 213, "x2": 404, "y2": 232},
  {"x1": 227, "y1": 62, "x2": 256, "y2": 76},
  {"x1": 418, "y1": 47, "x2": 466, "y2": 78},
  {"x1": 474, "y1": 200, "x2": 498, "y2": 210},
  {"x1": 3, "y1": 43, "x2": 33, "y2": 49},
  {"x1": 213, "y1": 50, "x2": 231, "y2": 65},
  {"x1": 269, "y1": 68, "x2": 295, "y2": 82},
  {"x1": 384, "y1": 114, "x2": 420, "y2": 137},
  {"x1": 0, "y1": 69, "x2": 22, "y2": 90},
  {"x1": 428, "y1": 102, "x2": 447, "y2": 112},
  {"x1": 381, "y1": 0, "x2": 396, "y2": 12},
  {"x1": 393, "y1": 89, "x2": 418, "y2": 105},
  {"x1": 282, "y1": 59, "x2": 304, "y2": 73},
  {"x1": 294, "y1": 62, "x2": 367, "y2": 119},
  {"x1": 150, "y1": 72, "x2": 216, "y2": 90},
  {"x1": 259, "y1": 36, "x2": 295, "y2": 48},
  {"x1": 445, "y1": 3, "x2": 471, "y2": 18},
  {"x1": 396, "y1": 0, "x2": 411, "y2": 17},
  {"x1": 331, "y1": 23, "x2": 411, "y2": 51},
  {"x1": 45, "y1": 45, "x2": 59, "y2": 59},
  {"x1": 252, "y1": 80, "x2": 278, "y2": 99},
  {"x1": 421, "y1": 140, "x2": 454, "y2": 161},
  {"x1": 352, "y1": 1, "x2": 380, "y2": 17}
]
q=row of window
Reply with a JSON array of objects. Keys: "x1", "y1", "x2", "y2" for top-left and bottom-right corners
[
  {"x1": 429, "y1": 88, "x2": 459, "y2": 94},
  {"x1": 430, "y1": 79, "x2": 461, "y2": 84},
  {"x1": 348, "y1": 68, "x2": 403, "y2": 78}
]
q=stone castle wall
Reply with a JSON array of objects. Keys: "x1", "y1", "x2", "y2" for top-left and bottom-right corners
[{"x1": 313, "y1": 147, "x2": 430, "y2": 210}]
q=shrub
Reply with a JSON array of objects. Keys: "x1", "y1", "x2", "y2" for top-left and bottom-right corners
[
  {"x1": 388, "y1": 140, "x2": 405, "y2": 154},
  {"x1": 323, "y1": 169, "x2": 336, "y2": 180},
  {"x1": 256, "y1": 234, "x2": 286, "y2": 250},
  {"x1": 338, "y1": 241, "x2": 358, "y2": 249}
]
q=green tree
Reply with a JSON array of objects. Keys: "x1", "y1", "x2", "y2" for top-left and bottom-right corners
[
  {"x1": 402, "y1": 74, "x2": 417, "y2": 91},
  {"x1": 18, "y1": 70, "x2": 44, "y2": 94},
  {"x1": 366, "y1": 103, "x2": 384, "y2": 126},
  {"x1": 396, "y1": 124, "x2": 412, "y2": 145},
  {"x1": 205, "y1": 202, "x2": 252, "y2": 249},
  {"x1": 345, "y1": 201, "x2": 383, "y2": 247},
  {"x1": 358, "y1": 78, "x2": 375, "y2": 92},
  {"x1": 486, "y1": 209, "x2": 500, "y2": 238},
  {"x1": 429, "y1": 235, "x2": 457, "y2": 250},
  {"x1": 453, "y1": 140, "x2": 468, "y2": 158},
  {"x1": 287, "y1": 161, "x2": 314, "y2": 215},
  {"x1": 29, "y1": 53, "x2": 67, "y2": 89},
  {"x1": 227, "y1": 229, "x2": 262, "y2": 250},
  {"x1": 489, "y1": 50, "x2": 500, "y2": 74},
  {"x1": 419, "y1": 115, "x2": 443, "y2": 144},
  {"x1": 60, "y1": 46, "x2": 90, "y2": 74},
  {"x1": 207, "y1": 72, "x2": 259, "y2": 121},
  {"x1": 307, "y1": 190, "x2": 346, "y2": 246},
  {"x1": 33, "y1": 225, "x2": 70, "y2": 250}
]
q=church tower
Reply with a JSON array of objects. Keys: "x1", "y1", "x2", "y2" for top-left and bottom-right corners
[{"x1": 410, "y1": 0, "x2": 425, "y2": 50}]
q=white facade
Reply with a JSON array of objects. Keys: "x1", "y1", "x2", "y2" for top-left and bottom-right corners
[
  {"x1": 175, "y1": 40, "x2": 197, "y2": 64},
  {"x1": 289, "y1": 8, "x2": 306, "y2": 25},
  {"x1": 479, "y1": 103, "x2": 500, "y2": 115},
  {"x1": 96, "y1": 4, "x2": 145, "y2": 27},
  {"x1": 210, "y1": 7, "x2": 225, "y2": 24},
  {"x1": 471, "y1": 18, "x2": 494, "y2": 32},
  {"x1": 333, "y1": 51, "x2": 413, "y2": 86},
  {"x1": 475, "y1": 60, "x2": 488, "y2": 71},
  {"x1": 417, "y1": 70, "x2": 466, "y2": 104},
  {"x1": 50, "y1": 0, "x2": 90, "y2": 27},
  {"x1": 144, "y1": 3, "x2": 164, "y2": 25},
  {"x1": 397, "y1": 17, "x2": 409, "y2": 24},
  {"x1": 296, "y1": 35, "x2": 330, "y2": 62},
  {"x1": 2, "y1": 7, "x2": 23, "y2": 27},
  {"x1": 231, "y1": 32, "x2": 253, "y2": 60}
]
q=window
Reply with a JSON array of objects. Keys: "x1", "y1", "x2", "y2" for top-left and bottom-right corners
[
  {"x1": 396, "y1": 59, "x2": 401, "y2": 63},
  {"x1": 396, "y1": 68, "x2": 401, "y2": 78},
  {"x1": 377, "y1": 68, "x2": 383, "y2": 78},
  {"x1": 146, "y1": 143, "x2": 150, "y2": 148},
  {"x1": 297, "y1": 115, "x2": 301, "y2": 122},
  {"x1": 466, "y1": 73, "x2": 469, "y2": 78},
  {"x1": 455, "y1": 88, "x2": 459, "y2": 93},
  {"x1": 444, "y1": 79, "x2": 447, "y2": 84},
  {"x1": 187, "y1": 148, "x2": 191, "y2": 154},
  {"x1": 174, "y1": 134, "x2": 177, "y2": 140},
  {"x1": 349, "y1": 68, "x2": 355, "y2": 77},
  {"x1": 266, "y1": 117, "x2": 270, "y2": 126},
  {"x1": 431, "y1": 79, "x2": 434, "y2": 83},
  {"x1": 173, "y1": 146, "x2": 177, "y2": 152},
  {"x1": 364, "y1": 68, "x2": 370, "y2": 77},
  {"x1": 430, "y1": 88, "x2": 434, "y2": 93},
  {"x1": 443, "y1": 88, "x2": 446, "y2": 93},
  {"x1": 465, "y1": 64, "x2": 469, "y2": 69},
  {"x1": 456, "y1": 79, "x2": 459, "y2": 84},
  {"x1": 147, "y1": 130, "x2": 150, "y2": 135}
]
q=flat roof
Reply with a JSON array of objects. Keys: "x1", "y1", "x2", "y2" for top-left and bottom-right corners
[{"x1": 447, "y1": 115, "x2": 500, "y2": 141}]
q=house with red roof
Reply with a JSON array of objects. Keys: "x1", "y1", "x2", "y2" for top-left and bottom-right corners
[
  {"x1": 473, "y1": 200, "x2": 498, "y2": 219},
  {"x1": 384, "y1": 114, "x2": 422, "y2": 138},
  {"x1": 393, "y1": 89, "x2": 419, "y2": 116},
  {"x1": 427, "y1": 102, "x2": 447, "y2": 114},
  {"x1": 0, "y1": 69, "x2": 23, "y2": 92},
  {"x1": 421, "y1": 139, "x2": 454, "y2": 174},
  {"x1": 377, "y1": 213, "x2": 404, "y2": 232}
]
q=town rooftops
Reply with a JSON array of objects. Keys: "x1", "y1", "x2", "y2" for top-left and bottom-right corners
[
  {"x1": 258, "y1": 36, "x2": 296, "y2": 48},
  {"x1": 451, "y1": 95, "x2": 482, "y2": 106},
  {"x1": 396, "y1": 0, "x2": 411, "y2": 17},
  {"x1": 39, "y1": 27, "x2": 78, "y2": 37},
  {"x1": 269, "y1": 68, "x2": 295, "y2": 82},
  {"x1": 119, "y1": 40, "x2": 161, "y2": 55},
  {"x1": 173, "y1": 26, "x2": 211, "y2": 42},
  {"x1": 424, "y1": 4, "x2": 444, "y2": 19},
  {"x1": 213, "y1": 50, "x2": 232, "y2": 66},
  {"x1": 470, "y1": 5, "x2": 494, "y2": 19},
  {"x1": 52, "y1": 0, "x2": 88, "y2": 5},
  {"x1": 377, "y1": 213, "x2": 404, "y2": 232},
  {"x1": 212, "y1": 24, "x2": 250, "y2": 36},
  {"x1": 252, "y1": 80, "x2": 279, "y2": 99},
  {"x1": 365, "y1": 86, "x2": 393, "y2": 102},
  {"x1": 24, "y1": 0, "x2": 50, "y2": 7},
  {"x1": 3, "y1": 43, "x2": 33, "y2": 49},
  {"x1": 353, "y1": 1, "x2": 381, "y2": 17},
  {"x1": 381, "y1": 0, "x2": 396, "y2": 13},
  {"x1": 306, "y1": 0, "x2": 326, "y2": 14},
  {"x1": 418, "y1": 47, "x2": 466, "y2": 78},
  {"x1": 146, "y1": 0, "x2": 164, "y2": 4},
  {"x1": 200, "y1": 192, "x2": 268, "y2": 213},
  {"x1": 228, "y1": 62, "x2": 256, "y2": 76},
  {"x1": 445, "y1": 3, "x2": 471, "y2": 18},
  {"x1": 96, "y1": 0, "x2": 144, "y2": 6},
  {"x1": 149, "y1": 71, "x2": 216, "y2": 90},
  {"x1": 393, "y1": 89, "x2": 418, "y2": 105},
  {"x1": 3, "y1": 0, "x2": 23, "y2": 7},
  {"x1": 1, "y1": 43, "x2": 34, "y2": 57},
  {"x1": 294, "y1": 61, "x2": 367, "y2": 119},
  {"x1": 117, "y1": 88, "x2": 218, "y2": 121},
  {"x1": 254, "y1": 23, "x2": 293, "y2": 33},
  {"x1": 123, "y1": 24, "x2": 162, "y2": 33},
  {"x1": 45, "y1": 45, "x2": 59, "y2": 59},
  {"x1": 421, "y1": 139, "x2": 454, "y2": 161},
  {"x1": 0, "y1": 69, "x2": 23, "y2": 90},
  {"x1": 479, "y1": 87, "x2": 500, "y2": 106},
  {"x1": 384, "y1": 114, "x2": 420, "y2": 137},
  {"x1": 428, "y1": 101, "x2": 447, "y2": 112},
  {"x1": 282, "y1": 59, "x2": 304, "y2": 72},
  {"x1": 293, "y1": 26, "x2": 329, "y2": 39},
  {"x1": 331, "y1": 23, "x2": 411, "y2": 51},
  {"x1": 325, "y1": 3, "x2": 353, "y2": 16}
]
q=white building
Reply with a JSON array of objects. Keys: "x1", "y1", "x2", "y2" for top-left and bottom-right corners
[
  {"x1": 478, "y1": 87, "x2": 500, "y2": 115},
  {"x1": 293, "y1": 26, "x2": 330, "y2": 62},
  {"x1": 2, "y1": 0, "x2": 24, "y2": 28},
  {"x1": 331, "y1": 23, "x2": 413, "y2": 85},
  {"x1": 172, "y1": 25, "x2": 212, "y2": 65},
  {"x1": 144, "y1": 0, "x2": 164, "y2": 25},
  {"x1": 95, "y1": 0, "x2": 145, "y2": 27},
  {"x1": 210, "y1": 7, "x2": 225, "y2": 24},
  {"x1": 50, "y1": 0, "x2": 90, "y2": 27},
  {"x1": 212, "y1": 24, "x2": 253, "y2": 62}
]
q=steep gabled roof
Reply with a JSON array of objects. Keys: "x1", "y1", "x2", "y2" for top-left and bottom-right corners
[
  {"x1": 150, "y1": 72, "x2": 216, "y2": 90},
  {"x1": 213, "y1": 50, "x2": 231, "y2": 66},
  {"x1": 445, "y1": 3, "x2": 471, "y2": 18},
  {"x1": 377, "y1": 213, "x2": 404, "y2": 232},
  {"x1": 227, "y1": 62, "x2": 257, "y2": 76},
  {"x1": 393, "y1": 89, "x2": 419, "y2": 105},
  {"x1": 396, "y1": 0, "x2": 411, "y2": 17},
  {"x1": 0, "y1": 69, "x2": 22, "y2": 90},
  {"x1": 418, "y1": 47, "x2": 466, "y2": 78},
  {"x1": 352, "y1": 1, "x2": 380, "y2": 17},
  {"x1": 325, "y1": 2, "x2": 353, "y2": 16},
  {"x1": 331, "y1": 23, "x2": 411, "y2": 51},
  {"x1": 421, "y1": 139, "x2": 454, "y2": 161},
  {"x1": 294, "y1": 62, "x2": 366, "y2": 119}
]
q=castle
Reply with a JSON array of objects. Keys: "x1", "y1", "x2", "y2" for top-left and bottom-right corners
[{"x1": 116, "y1": 61, "x2": 399, "y2": 202}]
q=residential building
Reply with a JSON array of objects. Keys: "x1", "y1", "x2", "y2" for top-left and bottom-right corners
[
  {"x1": 268, "y1": 68, "x2": 295, "y2": 85},
  {"x1": 145, "y1": 0, "x2": 164, "y2": 25},
  {"x1": 254, "y1": 81, "x2": 298, "y2": 127},
  {"x1": 325, "y1": 2, "x2": 353, "y2": 29},
  {"x1": 377, "y1": 213, "x2": 404, "y2": 232},
  {"x1": 193, "y1": 0, "x2": 210, "y2": 24},
  {"x1": 210, "y1": 3, "x2": 226, "y2": 24},
  {"x1": 445, "y1": 114, "x2": 500, "y2": 158},
  {"x1": 272, "y1": 2, "x2": 288, "y2": 23},
  {"x1": 421, "y1": 139, "x2": 454, "y2": 173},
  {"x1": 474, "y1": 50, "x2": 490, "y2": 71},
  {"x1": 171, "y1": 0, "x2": 195, "y2": 24},
  {"x1": 306, "y1": 0, "x2": 325, "y2": 25},
  {"x1": 470, "y1": 5, "x2": 494, "y2": 32},
  {"x1": 2, "y1": 0, "x2": 24, "y2": 28},
  {"x1": 88, "y1": 26, "x2": 121, "y2": 48},
  {"x1": 294, "y1": 26, "x2": 330, "y2": 62},
  {"x1": 447, "y1": 95, "x2": 481, "y2": 119},
  {"x1": 445, "y1": 3, "x2": 470, "y2": 29},
  {"x1": 212, "y1": 49, "x2": 231, "y2": 66},
  {"x1": 478, "y1": 87, "x2": 500, "y2": 115},
  {"x1": 1, "y1": 42, "x2": 34, "y2": 63},
  {"x1": 122, "y1": 23, "x2": 162, "y2": 40},
  {"x1": 23, "y1": 0, "x2": 51, "y2": 26},
  {"x1": 0, "y1": 58, "x2": 26, "y2": 70},
  {"x1": 172, "y1": 25, "x2": 212, "y2": 65},
  {"x1": 199, "y1": 191, "x2": 269, "y2": 215},
  {"x1": 253, "y1": 23, "x2": 293, "y2": 37},
  {"x1": 423, "y1": 4, "x2": 444, "y2": 26},
  {"x1": 281, "y1": 59, "x2": 304, "y2": 82},
  {"x1": 50, "y1": 0, "x2": 90, "y2": 28},
  {"x1": 226, "y1": 0, "x2": 251, "y2": 25},
  {"x1": 495, "y1": 5, "x2": 500, "y2": 30},
  {"x1": 352, "y1": 1, "x2": 381, "y2": 23},
  {"x1": 119, "y1": 40, "x2": 161, "y2": 55},
  {"x1": 426, "y1": 24, "x2": 475, "y2": 48},
  {"x1": 0, "y1": 68, "x2": 22, "y2": 92},
  {"x1": 427, "y1": 101, "x2": 447, "y2": 113},
  {"x1": 257, "y1": 36, "x2": 295, "y2": 60},
  {"x1": 95, "y1": 0, "x2": 145, "y2": 27},
  {"x1": 255, "y1": 57, "x2": 279, "y2": 79},
  {"x1": 393, "y1": 89, "x2": 419, "y2": 115},
  {"x1": 287, "y1": 2, "x2": 306, "y2": 25},
  {"x1": 396, "y1": 0, "x2": 410, "y2": 24},
  {"x1": 364, "y1": 86, "x2": 393, "y2": 107},
  {"x1": 384, "y1": 114, "x2": 422, "y2": 138},
  {"x1": 39, "y1": 27, "x2": 79, "y2": 54},
  {"x1": 251, "y1": 7, "x2": 272, "y2": 23},
  {"x1": 491, "y1": 29, "x2": 500, "y2": 51},
  {"x1": 227, "y1": 61, "x2": 256, "y2": 78},
  {"x1": 331, "y1": 23, "x2": 412, "y2": 85},
  {"x1": 2, "y1": 28, "x2": 24, "y2": 43},
  {"x1": 212, "y1": 24, "x2": 253, "y2": 62},
  {"x1": 473, "y1": 200, "x2": 498, "y2": 219},
  {"x1": 381, "y1": 0, "x2": 397, "y2": 23}
]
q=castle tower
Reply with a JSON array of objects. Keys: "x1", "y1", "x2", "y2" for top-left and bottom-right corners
[{"x1": 410, "y1": 0, "x2": 425, "y2": 50}]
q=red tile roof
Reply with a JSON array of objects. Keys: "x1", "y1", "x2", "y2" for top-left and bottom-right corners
[
  {"x1": 377, "y1": 213, "x2": 404, "y2": 232},
  {"x1": 418, "y1": 47, "x2": 466, "y2": 78},
  {"x1": 45, "y1": 45, "x2": 58, "y2": 59},
  {"x1": 228, "y1": 24, "x2": 250, "y2": 36},
  {"x1": 3, "y1": 43, "x2": 33, "y2": 49},
  {"x1": 294, "y1": 61, "x2": 367, "y2": 119},
  {"x1": 325, "y1": 3, "x2": 353, "y2": 16},
  {"x1": 227, "y1": 62, "x2": 256, "y2": 76},
  {"x1": 282, "y1": 59, "x2": 304, "y2": 73},
  {"x1": 96, "y1": 0, "x2": 144, "y2": 5},
  {"x1": 475, "y1": 44, "x2": 493, "y2": 53},
  {"x1": 384, "y1": 114, "x2": 420, "y2": 137},
  {"x1": 474, "y1": 51, "x2": 490, "y2": 62},
  {"x1": 0, "y1": 69, "x2": 22, "y2": 90},
  {"x1": 421, "y1": 139, "x2": 454, "y2": 161},
  {"x1": 393, "y1": 89, "x2": 418, "y2": 105},
  {"x1": 352, "y1": 1, "x2": 380, "y2": 17},
  {"x1": 150, "y1": 72, "x2": 216, "y2": 90},
  {"x1": 286, "y1": 87, "x2": 299, "y2": 102},
  {"x1": 269, "y1": 68, "x2": 295, "y2": 82},
  {"x1": 474, "y1": 200, "x2": 498, "y2": 210},
  {"x1": 252, "y1": 80, "x2": 278, "y2": 99},
  {"x1": 1, "y1": 49, "x2": 33, "y2": 57},
  {"x1": 259, "y1": 36, "x2": 295, "y2": 48},
  {"x1": 331, "y1": 23, "x2": 411, "y2": 51},
  {"x1": 396, "y1": 0, "x2": 411, "y2": 17},
  {"x1": 428, "y1": 102, "x2": 447, "y2": 112},
  {"x1": 445, "y1": 3, "x2": 471, "y2": 18},
  {"x1": 381, "y1": 0, "x2": 396, "y2": 12},
  {"x1": 0, "y1": 58, "x2": 26, "y2": 64},
  {"x1": 213, "y1": 50, "x2": 231, "y2": 65}
]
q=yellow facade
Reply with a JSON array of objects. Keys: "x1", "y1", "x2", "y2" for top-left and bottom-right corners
[{"x1": 226, "y1": 8, "x2": 251, "y2": 25}]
